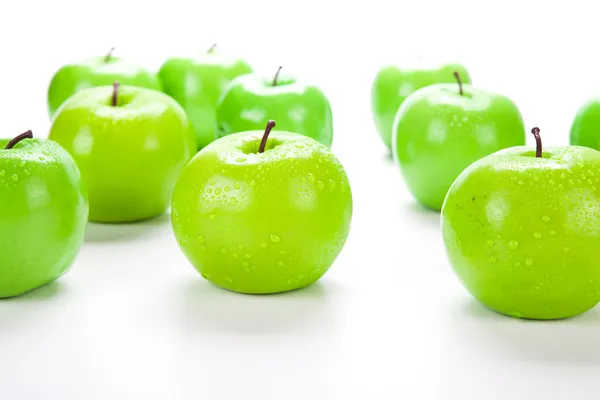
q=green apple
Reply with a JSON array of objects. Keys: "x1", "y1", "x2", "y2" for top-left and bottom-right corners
[
  {"x1": 442, "y1": 128, "x2": 600, "y2": 320},
  {"x1": 171, "y1": 120, "x2": 352, "y2": 294},
  {"x1": 570, "y1": 96, "x2": 600, "y2": 149},
  {"x1": 0, "y1": 131, "x2": 88, "y2": 297},
  {"x1": 48, "y1": 48, "x2": 162, "y2": 117},
  {"x1": 372, "y1": 61, "x2": 471, "y2": 150},
  {"x1": 49, "y1": 83, "x2": 196, "y2": 223},
  {"x1": 392, "y1": 75, "x2": 526, "y2": 211},
  {"x1": 216, "y1": 67, "x2": 333, "y2": 147},
  {"x1": 158, "y1": 45, "x2": 253, "y2": 150}
]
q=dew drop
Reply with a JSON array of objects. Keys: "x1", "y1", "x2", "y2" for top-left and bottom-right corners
[
  {"x1": 215, "y1": 188, "x2": 222, "y2": 195},
  {"x1": 317, "y1": 181, "x2": 324, "y2": 190},
  {"x1": 508, "y1": 241, "x2": 519, "y2": 250},
  {"x1": 0, "y1": 170, "x2": 5, "y2": 177},
  {"x1": 486, "y1": 240, "x2": 494, "y2": 247},
  {"x1": 230, "y1": 197, "x2": 238, "y2": 206},
  {"x1": 488, "y1": 254, "x2": 498, "y2": 262},
  {"x1": 11, "y1": 174, "x2": 18, "y2": 182},
  {"x1": 221, "y1": 248, "x2": 227, "y2": 254},
  {"x1": 260, "y1": 242, "x2": 267, "y2": 248},
  {"x1": 518, "y1": 180, "x2": 524, "y2": 185},
  {"x1": 234, "y1": 182, "x2": 241, "y2": 190},
  {"x1": 270, "y1": 234, "x2": 280, "y2": 243},
  {"x1": 533, "y1": 232, "x2": 542, "y2": 239},
  {"x1": 278, "y1": 261, "x2": 284, "y2": 267},
  {"x1": 224, "y1": 277, "x2": 234, "y2": 284},
  {"x1": 525, "y1": 259, "x2": 533, "y2": 266},
  {"x1": 198, "y1": 235, "x2": 206, "y2": 245},
  {"x1": 245, "y1": 253, "x2": 251, "y2": 259},
  {"x1": 242, "y1": 261, "x2": 249, "y2": 268}
]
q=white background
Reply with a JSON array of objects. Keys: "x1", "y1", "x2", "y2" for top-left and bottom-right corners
[{"x1": 1, "y1": 1, "x2": 600, "y2": 399}]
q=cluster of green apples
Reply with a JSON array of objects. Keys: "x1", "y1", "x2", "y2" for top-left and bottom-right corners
[
  {"x1": 372, "y1": 62, "x2": 600, "y2": 320},
  {"x1": 0, "y1": 47, "x2": 351, "y2": 298}
]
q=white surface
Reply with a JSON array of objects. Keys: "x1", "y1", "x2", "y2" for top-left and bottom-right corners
[{"x1": 2, "y1": 1, "x2": 600, "y2": 399}]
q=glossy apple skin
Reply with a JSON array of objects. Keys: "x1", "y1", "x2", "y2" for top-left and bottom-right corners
[
  {"x1": 442, "y1": 145, "x2": 600, "y2": 320},
  {"x1": 49, "y1": 85, "x2": 196, "y2": 223},
  {"x1": 216, "y1": 73, "x2": 333, "y2": 147},
  {"x1": 171, "y1": 130, "x2": 352, "y2": 294},
  {"x1": 393, "y1": 83, "x2": 525, "y2": 211},
  {"x1": 0, "y1": 138, "x2": 88, "y2": 297},
  {"x1": 159, "y1": 53, "x2": 253, "y2": 150},
  {"x1": 48, "y1": 57, "x2": 162, "y2": 117},
  {"x1": 372, "y1": 63, "x2": 471, "y2": 150},
  {"x1": 570, "y1": 97, "x2": 600, "y2": 149}
]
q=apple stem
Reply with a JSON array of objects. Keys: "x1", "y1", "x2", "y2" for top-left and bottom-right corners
[
  {"x1": 531, "y1": 127, "x2": 542, "y2": 158},
  {"x1": 258, "y1": 120, "x2": 276, "y2": 153},
  {"x1": 112, "y1": 81, "x2": 120, "y2": 107},
  {"x1": 453, "y1": 71, "x2": 464, "y2": 96},
  {"x1": 208, "y1": 43, "x2": 217, "y2": 53},
  {"x1": 272, "y1": 66, "x2": 283, "y2": 86},
  {"x1": 105, "y1": 47, "x2": 115, "y2": 63},
  {"x1": 5, "y1": 130, "x2": 33, "y2": 150}
]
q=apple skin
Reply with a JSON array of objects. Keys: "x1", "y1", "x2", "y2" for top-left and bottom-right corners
[
  {"x1": 393, "y1": 83, "x2": 526, "y2": 211},
  {"x1": 570, "y1": 97, "x2": 600, "y2": 149},
  {"x1": 0, "y1": 138, "x2": 88, "y2": 297},
  {"x1": 216, "y1": 72, "x2": 333, "y2": 147},
  {"x1": 442, "y1": 145, "x2": 600, "y2": 320},
  {"x1": 171, "y1": 130, "x2": 352, "y2": 294},
  {"x1": 48, "y1": 56, "x2": 162, "y2": 117},
  {"x1": 158, "y1": 52, "x2": 253, "y2": 150},
  {"x1": 371, "y1": 62, "x2": 471, "y2": 150},
  {"x1": 49, "y1": 85, "x2": 196, "y2": 223}
]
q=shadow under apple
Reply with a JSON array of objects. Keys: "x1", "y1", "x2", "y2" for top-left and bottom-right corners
[
  {"x1": 174, "y1": 278, "x2": 338, "y2": 336},
  {"x1": 84, "y1": 212, "x2": 171, "y2": 243}
]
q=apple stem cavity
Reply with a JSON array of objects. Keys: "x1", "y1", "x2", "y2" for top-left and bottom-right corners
[
  {"x1": 531, "y1": 127, "x2": 542, "y2": 158},
  {"x1": 5, "y1": 130, "x2": 33, "y2": 150},
  {"x1": 272, "y1": 66, "x2": 283, "y2": 87},
  {"x1": 453, "y1": 71, "x2": 464, "y2": 96},
  {"x1": 258, "y1": 120, "x2": 277, "y2": 153},
  {"x1": 112, "y1": 81, "x2": 120, "y2": 107},
  {"x1": 208, "y1": 43, "x2": 217, "y2": 53},
  {"x1": 105, "y1": 47, "x2": 115, "y2": 63}
]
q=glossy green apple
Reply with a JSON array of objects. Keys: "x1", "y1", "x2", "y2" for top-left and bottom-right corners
[
  {"x1": 372, "y1": 61, "x2": 471, "y2": 150},
  {"x1": 48, "y1": 49, "x2": 162, "y2": 117},
  {"x1": 393, "y1": 78, "x2": 525, "y2": 211},
  {"x1": 442, "y1": 129, "x2": 600, "y2": 320},
  {"x1": 159, "y1": 46, "x2": 253, "y2": 150},
  {"x1": 49, "y1": 83, "x2": 196, "y2": 223},
  {"x1": 216, "y1": 68, "x2": 333, "y2": 146},
  {"x1": 171, "y1": 121, "x2": 352, "y2": 294},
  {"x1": 570, "y1": 96, "x2": 600, "y2": 149},
  {"x1": 0, "y1": 131, "x2": 88, "y2": 297}
]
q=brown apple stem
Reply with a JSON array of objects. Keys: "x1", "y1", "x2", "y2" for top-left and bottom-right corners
[
  {"x1": 5, "y1": 130, "x2": 33, "y2": 150},
  {"x1": 112, "y1": 81, "x2": 120, "y2": 106},
  {"x1": 531, "y1": 127, "x2": 542, "y2": 158},
  {"x1": 453, "y1": 71, "x2": 464, "y2": 96},
  {"x1": 207, "y1": 43, "x2": 217, "y2": 53},
  {"x1": 105, "y1": 47, "x2": 115, "y2": 63},
  {"x1": 258, "y1": 120, "x2": 276, "y2": 153},
  {"x1": 272, "y1": 66, "x2": 283, "y2": 86}
]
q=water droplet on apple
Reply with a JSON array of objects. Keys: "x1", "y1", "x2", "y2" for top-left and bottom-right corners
[
  {"x1": 0, "y1": 170, "x2": 5, "y2": 177},
  {"x1": 244, "y1": 253, "x2": 251, "y2": 259},
  {"x1": 328, "y1": 179, "x2": 336, "y2": 190},
  {"x1": 533, "y1": 232, "x2": 542, "y2": 239},
  {"x1": 509, "y1": 311, "x2": 523, "y2": 319},
  {"x1": 221, "y1": 248, "x2": 227, "y2": 253},
  {"x1": 518, "y1": 180, "x2": 524, "y2": 185},
  {"x1": 317, "y1": 181, "x2": 324, "y2": 190},
  {"x1": 542, "y1": 215, "x2": 550, "y2": 222},
  {"x1": 514, "y1": 261, "x2": 521, "y2": 267},
  {"x1": 11, "y1": 174, "x2": 18, "y2": 182},
  {"x1": 525, "y1": 259, "x2": 534, "y2": 266},
  {"x1": 249, "y1": 180, "x2": 256, "y2": 187},
  {"x1": 486, "y1": 240, "x2": 494, "y2": 247},
  {"x1": 224, "y1": 277, "x2": 234, "y2": 284},
  {"x1": 209, "y1": 213, "x2": 216, "y2": 220},
  {"x1": 230, "y1": 197, "x2": 238, "y2": 206},
  {"x1": 215, "y1": 188, "x2": 222, "y2": 195},
  {"x1": 224, "y1": 186, "x2": 231, "y2": 192},
  {"x1": 242, "y1": 261, "x2": 249, "y2": 268},
  {"x1": 201, "y1": 272, "x2": 211, "y2": 279},
  {"x1": 488, "y1": 254, "x2": 498, "y2": 262},
  {"x1": 307, "y1": 173, "x2": 315, "y2": 183},
  {"x1": 270, "y1": 234, "x2": 280, "y2": 243},
  {"x1": 260, "y1": 242, "x2": 267, "y2": 248},
  {"x1": 278, "y1": 261, "x2": 284, "y2": 267},
  {"x1": 236, "y1": 157, "x2": 246, "y2": 163},
  {"x1": 508, "y1": 241, "x2": 519, "y2": 250},
  {"x1": 198, "y1": 235, "x2": 206, "y2": 245},
  {"x1": 549, "y1": 180, "x2": 555, "y2": 185},
  {"x1": 234, "y1": 182, "x2": 241, "y2": 190},
  {"x1": 563, "y1": 247, "x2": 570, "y2": 252}
]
